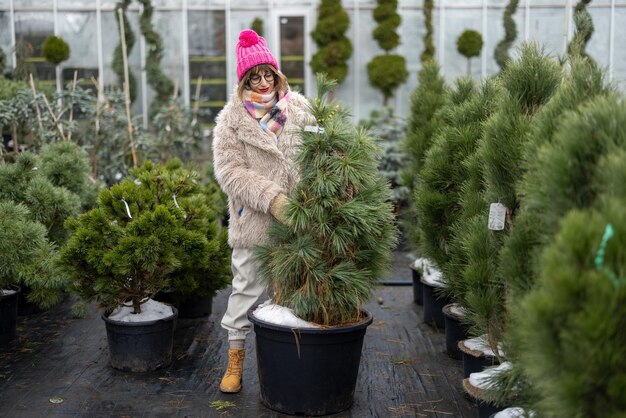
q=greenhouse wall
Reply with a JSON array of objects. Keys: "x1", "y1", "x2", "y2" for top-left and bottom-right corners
[{"x1": 1, "y1": 0, "x2": 625, "y2": 124}]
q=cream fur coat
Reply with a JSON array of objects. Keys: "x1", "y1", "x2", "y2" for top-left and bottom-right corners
[{"x1": 212, "y1": 88, "x2": 312, "y2": 248}]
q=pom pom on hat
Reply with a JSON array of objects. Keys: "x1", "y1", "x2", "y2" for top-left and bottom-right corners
[
  {"x1": 238, "y1": 29, "x2": 259, "y2": 47},
  {"x1": 236, "y1": 29, "x2": 279, "y2": 81}
]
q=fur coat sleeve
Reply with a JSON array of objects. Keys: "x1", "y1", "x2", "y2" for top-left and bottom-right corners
[{"x1": 212, "y1": 88, "x2": 312, "y2": 248}]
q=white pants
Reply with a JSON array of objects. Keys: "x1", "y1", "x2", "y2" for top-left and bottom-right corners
[{"x1": 221, "y1": 248, "x2": 267, "y2": 341}]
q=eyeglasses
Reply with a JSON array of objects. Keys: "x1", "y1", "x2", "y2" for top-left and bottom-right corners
[{"x1": 249, "y1": 72, "x2": 275, "y2": 85}]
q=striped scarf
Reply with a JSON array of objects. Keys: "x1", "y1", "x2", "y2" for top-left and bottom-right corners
[{"x1": 243, "y1": 89, "x2": 290, "y2": 137}]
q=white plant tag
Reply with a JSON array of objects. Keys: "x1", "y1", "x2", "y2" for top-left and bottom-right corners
[
  {"x1": 173, "y1": 194, "x2": 180, "y2": 208},
  {"x1": 488, "y1": 203, "x2": 507, "y2": 231},
  {"x1": 304, "y1": 125, "x2": 325, "y2": 134},
  {"x1": 122, "y1": 198, "x2": 132, "y2": 219}
]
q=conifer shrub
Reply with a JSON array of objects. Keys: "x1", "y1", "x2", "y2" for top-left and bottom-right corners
[
  {"x1": 41, "y1": 36, "x2": 70, "y2": 66},
  {"x1": 251, "y1": 17, "x2": 264, "y2": 37},
  {"x1": 310, "y1": 0, "x2": 352, "y2": 84},
  {"x1": 367, "y1": 0, "x2": 408, "y2": 106},
  {"x1": 517, "y1": 198, "x2": 626, "y2": 418},
  {"x1": 568, "y1": 0, "x2": 594, "y2": 61},
  {"x1": 61, "y1": 160, "x2": 231, "y2": 314},
  {"x1": 400, "y1": 61, "x2": 448, "y2": 250},
  {"x1": 0, "y1": 202, "x2": 54, "y2": 297},
  {"x1": 255, "y1": 75, "x2": 397, "y2": 326}
]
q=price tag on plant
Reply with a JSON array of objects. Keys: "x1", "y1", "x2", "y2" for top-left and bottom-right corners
[
  {"x1": 488, "y1": 203, "x2": 507, "y2": 231},
  {"x1": 304, "y1": 125, "x2": 325, "y2": 134}
]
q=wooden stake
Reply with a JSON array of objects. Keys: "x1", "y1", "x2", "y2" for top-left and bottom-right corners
[
  {"x1": 29, "y1": 73, "x2": 44, "y2": 135},
  {"x1": 117, "y1": 7, "x2": 138, "y2": 168},
  {"x1": 67, "y1": 70, "x2": 78, "y2": 142},
  {"x1": 41, "y1": 93, "x2": 67, "y2": 141}
]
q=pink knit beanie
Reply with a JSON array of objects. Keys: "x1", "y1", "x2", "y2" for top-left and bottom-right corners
[{"x1": 236, "y1": 29, "x2": 279, "y2": 81}]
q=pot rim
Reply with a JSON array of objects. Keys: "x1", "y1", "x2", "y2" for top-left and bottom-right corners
[
  {"x1": 247, "y1": 306, "x2": 373, "y2": 334},
  {"x1": 0, "y1": 284, "x2": 21, "y2": 301}
]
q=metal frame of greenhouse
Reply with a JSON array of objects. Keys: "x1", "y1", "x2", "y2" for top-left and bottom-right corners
[{"x1": 1, "y1": 0, "x2": 625, "y2": 124}]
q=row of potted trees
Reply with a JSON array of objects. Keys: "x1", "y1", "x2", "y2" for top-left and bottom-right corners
[{"x1": 404, "y1": 38, "x2": 625, "y2": 417}]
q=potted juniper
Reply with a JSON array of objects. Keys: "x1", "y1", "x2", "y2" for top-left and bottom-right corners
[
  {"x1": 61, "y1": 159, "x2": 231, "y2": 372},
  {"x1": 248, "y1": 75, "x2": 397, "y2": 416}
]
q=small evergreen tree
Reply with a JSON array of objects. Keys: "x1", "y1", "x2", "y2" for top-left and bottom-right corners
[
  {"x1": 420, "y1": 0, "x2": 435, "y2": 63},
  {"x1": 457, "y1": 29, "x2": 483, "y2": 76},
  {"x1": 400, "y1": 61, "x2": 448, "y2": 250},
  {"x1": 310, "y1": 0, "x2": 352, "y2": 85},
  {"x1": 251, "y1": 17, "x2": 264, "y2": 37},
  {"x1": 367, "y1": 0, "x2": 408, "y2": 106},
  {"x1": 413, "y1": 77, "x2": 477, "y2": 269},
  {"x1": 112, "y1": 0, "x2": 137, "y2": 104},
  {"x1": 494, "y1": 0, "x2": 519, "y2": 71},
  {"x1": 517, "y1": 198, "x2": 626, "y2": 418},
  {"x1": 61, "y1": 160, "x2": 231, "y2": 314},
  {"x1": 255, "y1": 75, "x2": 397, "y2": 326},
  {"x1": 568, "y1": 0, "x2": 594, "y2": 62},
  {"x1": 12, "y1": 37, "x2": 36, "y2": 82},
  {"x1": 0, "y1": 201, "x2": 48, "y2": 291},
  {"x1": 138, "y1": 0, "x2": 175, "y2": 117}
]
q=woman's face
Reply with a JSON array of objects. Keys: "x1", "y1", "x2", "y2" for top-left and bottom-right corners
[{"x1": 248, "y1": 69, "x2": 275, "y2": 95}]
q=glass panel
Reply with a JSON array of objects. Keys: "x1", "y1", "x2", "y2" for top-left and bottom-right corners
[
  {"x1": 586, "y1": 8, "x2": 611, "y2": 69},
  {"x1": 188, "y1": 10, "x2": 227, "y2": 124},
  {"x1": 14, "y1": 12, "x2": 54, "y2": 80},
  {"x1": 279, "y1": 15, "x2": 305, "y2": 94},
  {"x1": 614, "y1": 7, "x2": 626, "y2": 91},
  {"x1": 485, "y1": 6, "x2": 526, "y2": 77},
  {"x1": 530, "y1": 7, "x2": 567, "y2": 57},
  {"x1": 0, "y1": 1, "x2": 10, "y2": 9},
  {"x1": 14, "y1": 0, "x2": 52, "y2": 9},
  {"x1": 57, "y1": 0, "x2": 97, "y2": 8},
  {"x1": 0, "y1": 11, "x2": 11, "y2": 72},
  {"x1": 58, "y1": 12, "x2": 99, "y2": 87}
]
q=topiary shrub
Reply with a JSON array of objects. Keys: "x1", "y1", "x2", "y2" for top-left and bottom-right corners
[
  {"x1": 494, "y1": 0, "x2": 519, "y2": 71},
  {"x1": 457, "y1": 29, "x2": 483, "y2": 75},
  {"x1": 310, "y1": 0, "x2": 352, "y2": 85},
  {"x1": 251, "y1": 17, "x2": 264, "y2": 37},
  {"x1": 367, "y1": 0, "x2": 408, "y2": 106},
  {"x1": 421, "y1": 0, "x2": 435, "y2": 63},
  {"x1": 366, "y1": 55, "x2": 408, "y2": 106},
  {"x1": 41, "y1": 35, "x2": 70, "y2": 65},
  {"x1": 112, "y1": 0, "x2": 137, "y2": 104}
]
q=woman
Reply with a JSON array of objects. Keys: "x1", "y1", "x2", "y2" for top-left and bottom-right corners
[{"x1": 212, "y1": 29, "x2": 312, "y2": 393}]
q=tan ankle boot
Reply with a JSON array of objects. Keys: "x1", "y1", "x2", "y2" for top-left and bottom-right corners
[{"x1": 220, "y1": 348, "x2": 245, "y2": 393}]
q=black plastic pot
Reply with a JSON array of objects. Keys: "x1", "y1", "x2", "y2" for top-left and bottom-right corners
[
  {"x1": 102, "y1": 307, "x2": 178, "y2": 372},
  {"x1": 411, "y1": 266, "x2": 423, "y2": 305},
  {"x1": 248, "y1": 308, "x2": 373, "y2": 416},
  {"x1": 422, "y1": 280, "x2": 450, "y2": 331},
  {"x1": 459, "y1": 340, "x2": 499, "y2": 378},
  {"x1": 0, "y1": 287, "x2": 20, "y2": 346},
  {"x1": 443, "y1": 304, "x2": 470, "y2": 360},
  {"x1": 154, "y1": 290, "x2": 213, "y2": 319},
  {"x1": 17, "y1": 285, "x2": 45, "y2": 316},
  {"x1": 477, "y1": 399, "x2": 504, "y2": 418}
]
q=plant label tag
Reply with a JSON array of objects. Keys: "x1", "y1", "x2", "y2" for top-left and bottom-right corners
[
  {"x1": 304, "y1": 125, "x2": 325, "y2": 134},
  {"x1": 488, "y1": 203, "x2": 507, "y2": 231}
]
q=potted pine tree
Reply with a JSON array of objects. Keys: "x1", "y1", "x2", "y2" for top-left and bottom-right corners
[
  {"x1": 0, "y1": 201, "x2": 49, "y2": 345},
  {"x1": 61, "y1": 160, "x2": 231, "y2": 371},
  {"x1": 247, "y1": 75, "x2": 397, "y2": 416}
]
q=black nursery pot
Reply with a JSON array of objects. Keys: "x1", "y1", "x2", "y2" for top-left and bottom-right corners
[
  {"x1": 0, "y1": 287, "x2": 20, "y2": 346},
  {"x1": 477, "y1": 399, "x2": 504, "y2": 418},
  {"x1": 443, "y1": 304, "x2": 470, "y2": 360},
  {"x1": 17, "y1": 285, "x2": 45, "y2": 316},
  {"x1": 154, "y1": 290, "x2": 213, "y2": 319},
  {"x1": 459, "y1": 340, "x2": 499, "y2": 378},
  {"x1": 421, "y1": 280, "x2": 450, "y2": 331},
  {"x1": 248, "y1": 308, "x2": 373, "y2": 416},
  {"x1": 410, "y1": 266, "x2": 423, "y2": 305},
  {"x1": 102, "y1": 307, "x2": 178, "y2": 372}
]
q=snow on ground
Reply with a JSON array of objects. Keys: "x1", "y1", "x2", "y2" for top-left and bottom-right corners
[
  {"x1": 109, "y1": 299, "x2": 174, "y2": 322},
  {"x1": 450, "y1": 304, "x2": 467, "y2": 317},
  {"x1": 494, "y1": 407, "x2": 535, "y2": 418}
]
